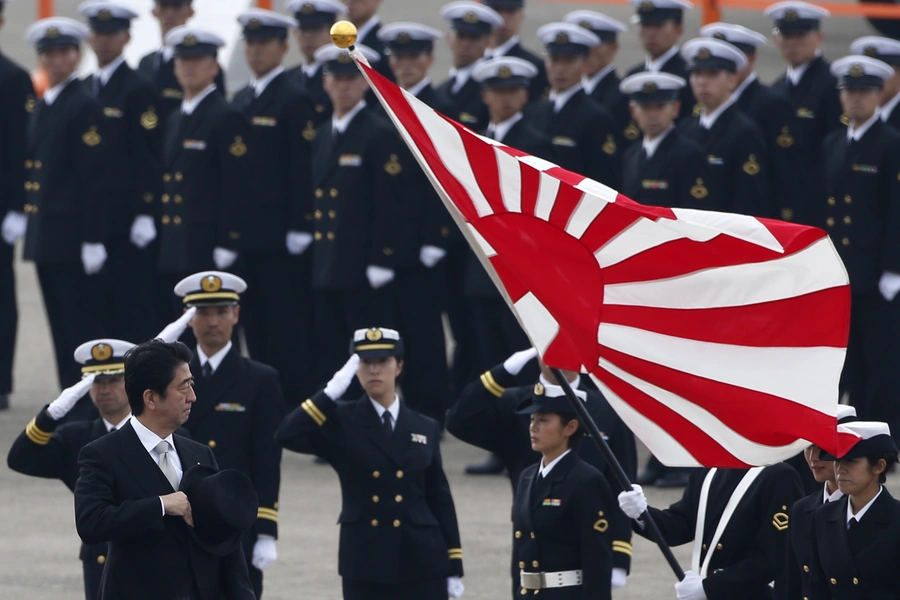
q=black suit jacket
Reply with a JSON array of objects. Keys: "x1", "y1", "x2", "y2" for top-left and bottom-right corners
[
  {"x1": 785, "y1": 488, "x2": 827, "y2": 600},
  {"x1": 809, "y1": 489, "x2": 900, "y2": 599},
  {"x1": 526, "y1": 90, "x2": 622, "y2": 189},
  {"x1": 74, "y1": 421, "x2": 254, "y2": 600},
  {"x1": 0, "y1": 52, "x2": 34, "y2": 218},
  {"x1": 626, "y1": 52, "x2": 697, "y2": 121},
  {"x1": 84, "y1": 61, "x2": 163, "y2": 231},
  {"x1": 275, "y1": 392, "x2": 463, "y2": 585},
  {"x1": 232, "y1": 72, "x2": 315, "y2": 251},
  {"x1": 822, "y1": 119, "x2": 900, "y2": 293},
  {"x1": 186, "y1": 347, "x2": 284, "y2": 539},
  {"x1": 158, "y1": 92, "x2": 252, "y2": 274},
  {"x1": 512, "y1": 452, "x2": 614, "y2": 599},
  {"x1": 287, "y1": 63, "x2": 333, "y2": 127},
  {"x1": 23, "y1": 79, "x2": 108, "y2": 263},
  {"x1": 678, "y1": 104, "x2": 769, "y2": 216},
  {"x1": 137, "y1": 50, "x2": 226, "y2": 131},
  {"x1": 447, "y1": 364, "x2": 636, "y2": 572},
  {"x1": 621, "y1": 128, "x2": 710, "y2": 209},
  {"x1": 640, "y1": 465, "x2": 803, "y2": 600},
  {"x1": 435, "y1": 74, "x2": 489, "y2": 132}
]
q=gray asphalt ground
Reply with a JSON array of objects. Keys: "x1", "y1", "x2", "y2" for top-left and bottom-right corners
[{"x1": 0, "y1": 0, "x2": 891, "y2": 598}]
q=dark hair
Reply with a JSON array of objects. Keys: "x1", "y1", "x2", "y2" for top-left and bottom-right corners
[
  {"x1": 866, "y1": 452, "x2": 899, "y2": 484},
  {"x1": 124, "y1": 339, "x2": 193, "y2": 415},
  {"x1": 559, "y1": 415, "x2": 582, "y2": 450}
]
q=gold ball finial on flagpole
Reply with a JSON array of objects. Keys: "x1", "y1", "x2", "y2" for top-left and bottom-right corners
[{"x1": 330, "y1": 20, "x2": 358, "y2": 49}]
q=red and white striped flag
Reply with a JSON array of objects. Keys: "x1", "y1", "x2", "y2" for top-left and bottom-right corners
[{"x1": 350, "y1": 51, "x2": 860, "y2": 467}]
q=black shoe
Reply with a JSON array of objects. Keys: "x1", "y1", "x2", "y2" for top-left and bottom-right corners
[
  {"x1": 0, "y1": 395, "x2": 8, "y2": 410},
  {"x1": 655, "y1": 472, "x2": 690, "y2": 488},
  {"x1": 465, "y1": 453, "x2": 506, "y2": 475}
]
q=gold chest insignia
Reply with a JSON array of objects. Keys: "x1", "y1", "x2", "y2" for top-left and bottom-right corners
[
  {"x1": 302, "y1": 121, "x2": 317, "y2": 142},
  {"x1": 82, "y1": 127, "x2": 102, "y2": 147},
  {"x1": 230, "y1": 136, "x2": 247, "y2": 157},
  {"x1": 384, "y1": 154, "x2": 402, "y2": 175},
  {"x1": 624, "y1": 122, "x2": 640, "y2": 140},
  {"x1": 743, "y1": 154, "x2": 760, "y2": 176},
  {"x1": 776, "y1": 126, "x2": 794, "y2": 148},
  {"x1": 141, "y1": 108, "x2": 159, "y2": 130},
  {"x1": 692, "y1": 102, "x2": 703, "y2": 117},
  {"x1": 25, "y1": 95, "x2": 36, "y2": 113},
  {"x1": 690, "y1": 178, "x2": 708, "y2": 199},
  {"x1": 602, "y1": 134, "x2": 617, "y2": 155}
]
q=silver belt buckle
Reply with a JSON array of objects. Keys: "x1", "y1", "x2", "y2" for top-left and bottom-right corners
[{"x1": 520, "y1": 571, "x2": 545, "y2": 590}]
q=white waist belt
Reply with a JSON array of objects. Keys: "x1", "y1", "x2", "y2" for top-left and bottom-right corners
[{"x1": 520, "y1": 569, "x2": 583, "y2": 589}]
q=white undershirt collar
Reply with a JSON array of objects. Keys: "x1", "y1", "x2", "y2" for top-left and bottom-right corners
[
  {"x1": 196, "y1": 341, "x2": 232, "y2": 374},
  {"x1": 540, "y1": 449, "x2": 572, "y2": 478},
  {"x1": 369, "y1": 395, "x2": 400, "y2": 429},
  {"x1": 487, "y1": 112, "x2": 523, "y2": 143},
  {"x1": 847, "y1": 110, "x2": 880, "y2": 142},
  {"x1": 487, "y1": 35, "x2": 519, "y2": 59},
  {"x1": 643, "y1": 124, "x2": 675, "y2": 158},
  {"x1": 582, "y1": 64, "x2": 616, "y2": 95},
  {"x1": 847, "y1": 486, "x2": 883, "y2": 525},
  {"x1": 181, "y1": 84, "x2": 217, "y2": 115},
  {"x1": 332, "y1": 100, "x2": 366, "y2": 134},
  {"x1": 252, "y1": 65, "x2": 284, "y2": 97},
  {"x1": 96, "y1": 55, "x2": 126, "y2": 86},
  {"x1": 43, "y1": 75, "x2": 78, "y2": 106},
  {"x1": 731, "y1": 72, "x2": 758, "y2": 103},
  {"x1": 645, "y1": 45, "x2": 679, "y2": 73},
  {"x1": 699, "y1": 97, "x2": 734, "y2": 130}
]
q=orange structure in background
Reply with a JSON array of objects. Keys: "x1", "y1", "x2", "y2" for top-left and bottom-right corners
[{"x1": 257, "y1": 0, "x2": 273, "y2": 8}]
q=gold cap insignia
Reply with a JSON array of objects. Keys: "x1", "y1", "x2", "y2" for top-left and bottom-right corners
[
  {"x1": 301, "y1": 3, "x2": 316, "y2": 14},
  {"x1": 91, "y1": 343, "x2": 113, "y2": 361},
  {"x1": 696, "y1": 47, "x2": 712, "y2": 60},
  {"x1": 46, "y1": 26, "x2": 60, "y2": 39},
  {"x1": 534, "y1": 382, "x2": 545, "y2": 395},
  {"x1": 497, "y1": 65, "x2": 512, "y2": 78},
  {"x1": 463, "y1": 10, "x2": 479, "y2": 24},
  {"x1": 849, "y1": 63, "x2": 864, "y2": 77},
  {"x1": 864, "y1": 45, "x2": 878, "y2": 57},
  {"x1": 578, "y1": 20, "x2": 592, "y2": 30},
  {"x1": 366, "y1": 328, "x2": 383, "y2": 342},
  {"x1": 248, "y1": 18, "x2": 262, "y2": 30},
  {"x1": 229, "y1": 136, "x2": 247, "y2": 157},
  {"x1": 396, "y1": 32, "x2": 411, "y2": 43},
  {"x1": 642, "y1": 81, "x2": 659, "y2": 93},
  {"x1": 554, "y1": 32, "x2": 570, "y2": 44},
  {"x1": 337, "y1": 52, "x2": 352, "y2": 63},
  {"x1": 98, "y1": 9, "x2": 112, "y2": 21},
  {"x1": 183, "y1": 34, "x2": 198, "y2": 47},
  {"x1": 639, "y1": 0, "x2": 655, "y2": 12},
  {"x1": 713, "y1": 31, "x2": 726, "y2": 40},
  {"x1": 201, "y1": 275, "x2": 223, "y2": 292},
  {"x1": 783, "y1": 8, "x2": 798, "y2": 21}
]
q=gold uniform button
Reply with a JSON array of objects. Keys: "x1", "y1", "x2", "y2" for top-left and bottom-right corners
[
  {"x1": 803, "y1": 565, "x2": 810, "y2": 573},
  {"x1": 330, "y1": 188, "x2": 338, "y2": 198},
  {"x1": 314, "y1": 210, "x2": 323, "y2": 219},
  {"x1": 371, "y1": 519, "x2": 379, "y2": 527},
  {"x1": 533, "y1": 591, "x2": 539, "y2": 596},
  {"x1": 702, "y1": 544, "x2": 707, "y2": 551},
  {"x1": 175, "y1": 172, "x2": 183, "y2": 182},
  {"x1": 396, "y1": 470, "x2": 404, "y2": 479},
  {"x1": 853, "y1": 578, "x2": 859, "y2": 585},
  {"x1": 25, "y1": 160, "x2": 33, "y2": 169},
  {"x1": 372, "y1": 471, "x2": 380, "y2": 478},
  {"x1": 24, "y1": 182, "x2": 32, "y2": 191},
  {"x1": 830, "y1": 578, "x2": 837, "y2": 585},
  {"x1": 35, "y1": 161, "x2": 42, "y2": 169},
  {"x1": 173, "y1": 216, "x2": 182, "y2": 225},
  {"x1": 716, "y1": 543, "x2": 723, "y2": 551},
  {"x1": 314, "y1": 232, "x2": 323, "y2": 241},
  {"x1": 520, "y1": 589, "x2": 527, "y2": 596},
  {"x1": 161, "y1": 215, "x2": 171, "y2": 225},
  {"x1": 842, "y1": 237, "x2": 850, "y2": 247},
  {"x1": 162, "y1": 194, "x2": 170, "y2": 203},
  {"x1": 393, "y1": 519, "x2": 401, "y2": 527},
  {"x1": 515, "y1": 531, "x2": 522, "y2": 539},
  {"x1": 843, "y1": 216, "x2": 852, "y2": 225},
  {"x1": 163, "y1": 173, "x2": 171, "y2": 182},
  {"x1": 174, "y1": 195, "x2": 183, "y2": 204},
  {"x1": 844, "y1": 195, "x2": 852, "y2": 204},
  {"x1": 32, "y1": 183, "x2": 40, "y2": 191},
  {"x1": 532, "y1": 560, "x2": 539, "y2": 568},
  {"x1": 395, "y1": 495, "x2": 403, "y2": 503},
  {"x1": 315, "y1": 188, "x2": 323, "y2": 198},
  {"x1": 372, "y1": 495, "x2": 379, "y2": 503},
  {"x1": 518, "y1": 561, "x2": 525, "y2": 569},
  {"x1": 327, "y1": 232, "x2": 335, "y2": 240},
  {"x1": 530, "y1": 532, "x2": 536, "y2": 539},
  {"x1": 97, "y1": 555, "x2": 106, "y2": 565},
  {"x1": 827, "y1": 196, "x2": 836, "y2": 206},
  {"x1": 207, "y1": 440, "x2": 216, "y2": 448},
  {"x1": 826, "y1": 217, "x2": 834, "y2": 227},
  {"x1": 328, "y1": 210, "x2": 336, "y2": 219}
]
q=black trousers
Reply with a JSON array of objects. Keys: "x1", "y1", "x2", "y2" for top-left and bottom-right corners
[
  {"x1": 342, "y1": 577, "x2": 447, "y2": 600},
  {"x1": 99, "y1": 235, "x2": 161, "y2": 344},
  {"x1": 844, "y1": 291, "x2": 900, "y2": 441},
  {"x1": 36, "y1": 263, "x2": 108, "y2": 388},
  {"x1": 82, "y1": 556, "x2": 103, "y2": 600},
  {"x1": 240, "y1": 250, "x2": 314, "y2": 409},
  {"x1": 0, "y1": 241, "x2": 16, "y2": 394}
]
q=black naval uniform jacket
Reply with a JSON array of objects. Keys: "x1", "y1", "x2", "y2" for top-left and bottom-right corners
[
  {"x1": 86, "y1": 61, "x2": 163, "y2": 231},
  {"x1": 771, "y1": 55, "x2": 843, "y2": 226},
  {"x1": 158, "y1": 90, "x2": 251, "y2": 275},
  {"x1": 785, "y1": 487, "x2": 829, "y2": 600},
  {"x1": 638, "y1": 464, "x2": 803, "y2": 600},
  {"x1": 23, "y1": 79, "x2": 108, "y2": 263},
  {"x1": 587, "y1": 70, "x2": 639, "y2": 148},
  {"x1": 232, "y1": 72, "x2": 315, "y2": 252},
  {"x1": 809, "y1": 488, "x2": 900, "y2": 600},
  {"x1": 621, "y1": 128, "x2": 710, "y2": 209},
  {"x1": 822, "y1": 118, "x2": 900, "y2": 294},
  {"x1": 526, "y1": 90, "x2": 622, "y2": 189},
  {"x1": 185, "y1": 347, "x2": 284, "y2": 541},
  {"x1": 512, "y1": 451, "x2": 614, "y2": 600},
  {"x1": 310, "y1": 106, "x2": 409, "y2": 290},
  {"x1": 678, "y1": 104, "x2": 769, "y2": 217},
  {"x1": 74, "y1": 421, "x2": 254, "y2": 600},
  {"x1": 137, "y1": 50, "x2": 226, "y2": 129},
  {"x1": 626, "y1": 51, "x2": 697, "y2": 121},
  {"x1": 287, "y1": 63, "x2": 332, "y2": 127},
  {"x1": 436, "y1": 73, "x2": 490, "y2": 132},
  {"x1": 275, "y1": 392, "x2": 464, "y2": 586},
  {"x1": 734, "y1": 77, "x2": 802, "y2": 222},
  {"x1": 447, "y1": 364, "x2": 636, "y2": 572},
  {"x1": 0, "y1": 52, "x2": 34, "y2": 221}
]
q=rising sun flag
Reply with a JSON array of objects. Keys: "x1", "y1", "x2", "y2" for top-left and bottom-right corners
[{"x1": 336, "y1": 36, "x2": 861, "y2": 467}]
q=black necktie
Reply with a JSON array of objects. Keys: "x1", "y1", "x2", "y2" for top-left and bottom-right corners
[
  {"x1": 202, "y1": 362, "x2": 213, "y2": 379},
  {"x1": 848, "y1": 517, "x2": 858, "y2": 531},
  {"x1": 93, "y1": 75, "x2": 102, "y2": 97},
  {"x1": 382, "y1": 411, "x2": 392, "y2": 436},
  {"x1": 107, "y1": 427, "x2": 116, "y2": 435}
]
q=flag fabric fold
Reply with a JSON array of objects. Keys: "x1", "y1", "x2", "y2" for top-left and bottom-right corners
[{"x1": 349, "y1": 49, "x2": 860, "y2": 467}]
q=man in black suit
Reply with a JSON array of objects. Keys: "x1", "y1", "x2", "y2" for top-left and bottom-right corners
[
  {"x1": 174, "y1": 271, "x2": 285, "y2": 598},
  {"x1": 137, "y1": 0, "x2": 225, "y2": 129},
  {"x1": 157, "y1": 27, "x2": 251, "y2": 292},
  {"x1": 309, "y1": 44, "x2": 408, "y2": 387},
  {"x1": 527, "y1": 22, "x2": 621, "y2": 188},
  {"x1": 625, "y1": 0, "x2": 696, "y2": 120},
  {"x1": 564, "y1": 10, "x2": 637, "y2": 147},
  {"x1": 22, "y1": 17, "x2": 110, "y2": 389},
  {"x1": 851, "y1": 36, "x2": 900, "y2": 131},
  {"x1": 482, "y1": 0, "x2": 548, "y2": 103},
  {"x1": 232, "y1": 9, "x2": 316, "y2": 408},
  {"x1": 619, "y1": 72, "x2": 709, "y2": 209},
  {"x1": 823, "y1": 56, "x2": 900, "y2": 442},
  {"x1": 0, "y1": 0, "x2": 35, "y2": 410},
  {"x1": 678, "y1": 38, "x2": 769, "y2": 216},
  {"x1": 74, "y1": 339, "x2": 255, "y2": 600},
  {"x1": 765, "y1": 1, "x2": 840, "y2": 227},
  {"x1": 285, "y1": 0, "x2": 344, "y2": 125},
  {"x1": 79, "y1": 2, "x2": 164, "y2": 341}
]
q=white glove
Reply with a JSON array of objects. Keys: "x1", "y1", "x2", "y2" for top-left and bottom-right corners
[
  {"x1": 156, "y1": 307, "x2": 197, "y2": 343},
  {"x1": 503, "y1": 348, "x2": 538, "y2": 376},
  {"x1": 447, "y1": 576, "x2": 465, "y2": 598},
  {"x1": 213, "y1": 247, "x2": 238, "y2": 270},
  {"x1": 251, "y1": 535, "x2": 278, "y2": 571},
  {"x1": 81, "y1": 242, "x2": 108, "y2": 275},
  {"x1": 419, "y1": 245, "x2": 447, "y2": 268},
  {"x1": 323, "y1": 354, "x2": 360, "y2": 400},
  {"x1": 286, "y1": 231, "x2": 313, "y2": 256},
  {"x1": 366, "y1": 265, "x2": 395, "y2": 289},
  {"x1": 617, "y1": 485, "x2": 648, "y2": 520},
  {"x1": 1, "y1": 211, "x2": 27, "y2": 245},
  {"x1": 129, "y1": 215, "x2": 157, "y2": 249},
  {"x1": 47, "y1": 374, "x2": 96, "y2": 420},
  {"x1": 879, "y1": 271, "x2": 900, "y2": 302},
  {"x1": 611, "y1": 567, "x2": 627, "y2": 590},
  {"x1": 675, "y1": 571, "x2": 707, "y2": 600}
]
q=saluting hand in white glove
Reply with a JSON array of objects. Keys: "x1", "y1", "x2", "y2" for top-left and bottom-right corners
[
  {"x1": 324, "y1": 354, "x2": 360, "y2": 400},
  {"x1": 47, "y1": 374, "x2": 96, "y2": 420}
]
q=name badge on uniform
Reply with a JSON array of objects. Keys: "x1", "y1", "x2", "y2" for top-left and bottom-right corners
[
  {"x1": 214, "y1": 403, "x2": 246, "y2": 412},
  {"x1": 339, "y1": 154, "x2": 362, "y2": 167},
  {"x1": 103, "y1": 107, "x2": 123, "y2": 118},
  {"x1": 641, "y1": 179, "x2": 669, "y2": 190},
  {"x1": 184, "y1": 139, "x2": 207, "y2": 151},
  {"x1": 459, "y1": 112, "x2": 478, "y2": 124},
  {"x1": 542, "y1": 498, "x2": 562, "y2": 507},
  {"x1": 252, "y1": 116, "x2": 278, "y2": 127},
  {"x1": 552, "y1": 136, "x2": 576, "y2": 147},
  {"x1": 852, "y1": 164, "x2": 878, "y2": 174},
  {"x1": 411, "y1": 433, "x2": 428, "y2": 445},
  {"x1": 163, "y1": 88, "x2": 184, "y2": 99},
  {"x1": 707, "y1": 155, "x2": 724, "y2": 165}
]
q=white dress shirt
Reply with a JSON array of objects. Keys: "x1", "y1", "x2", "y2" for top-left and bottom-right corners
[
  {"x1": 642, "y1": 125, "x2": 675, "y2": 159},
  {"x1": 449, "y1": 61, "x2": 480, "y2": 95},
  {"x1": 731, "y1": 72, "x2": 758, "y2": 103},
  {"x1": 332, "y1": 100, "x2": 366, "y2": 134},
  {"x1": 786, "y1": 51, "x2": 822, "y2": 86},
  {"x1": 160, "y1": 45, "x2": 175, "y2": 64},
  {"x1": 847, "y1": 486, "x2": 883, "y2": 526},
  {"x1": 251, "y1": 65, "x2": 284, "y2": 97},
  {"x1": 302, "y1": 59, "x2": 323, "y2": 78},
  {"x1": 847, "y1": 111, "x2": 881, "y2": 142},
  {"x1": 699, "y1": 98, "x2": 734, "y2": 130},
  {"x1": 181, "y1": 84, "x2": 217, "y2": 115},
  {"x1": 370, "y1": 395, "x2": 400, "y2": 430},
  {"x1": 549, "y1": 83, "x2": 583, "y2": 113},
  {"x1": 196, "y1": 341, "x2": 232, "y2": 375},
  {"x1": 582, "y1": 64, "x2": 616, "y2": 96},
  {"x1": 102, "y1": 413, "x2": 132, "y2": 433},
  {"x1": 645, "y1": 45, "x2": 679, "y2": 73},
  {"x1": 131, "y1": 417, "x2": 184, "y2": 515},
  {"x1": 539, "y1": 449, "x2": 572, "y2": 478},
  {"x1": 406, "y1": 77, "x2": 432, "y2": 97},
  {"x1": 486, "y1": 35, "x2": 520, "y2": 59},
  {"x1": 823, "y1": 483, "x2": 844, "y2": 504},
  {"x1": 96, "y1": 55, "x2": 126, "y2": 87},
  {"x1": 43, "y1": 75, "x2": 78, "y2": 106},
  {"x1": 487, "y1": 112, "x2": 523, "y2": 143}
]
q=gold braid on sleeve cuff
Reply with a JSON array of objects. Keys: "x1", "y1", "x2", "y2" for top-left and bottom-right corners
[
  {"x1": 301, "y1": 399, "x2": 326, "y2": 426},
  {"x1": 257, "y1": 507, "x2": 279, "y2": 523},
  {"x1": 25, "y1": 418, "x2": 53, "y2": 446},
  {"x1": 448, "y1": 548, "x2": 463, "y2": 560},
  {"x1": 479, "y1": 372, "x2": 505, "y2": 398},
  {"x1": 612, "y1": 541, "x2": 632, "y2": 556}
]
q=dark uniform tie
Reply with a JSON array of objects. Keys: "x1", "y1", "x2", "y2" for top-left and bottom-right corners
[
  {"x1": 202, "y1": 362, "x2": 213, "y2": 379},
  {"x1": 382, "y1": 411, "x2": 392, "y2": 436}
]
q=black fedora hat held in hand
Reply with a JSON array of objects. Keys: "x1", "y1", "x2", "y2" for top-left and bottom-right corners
[{"x1": 182, "y1": 464, "x2": 258, "y2": 556}]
